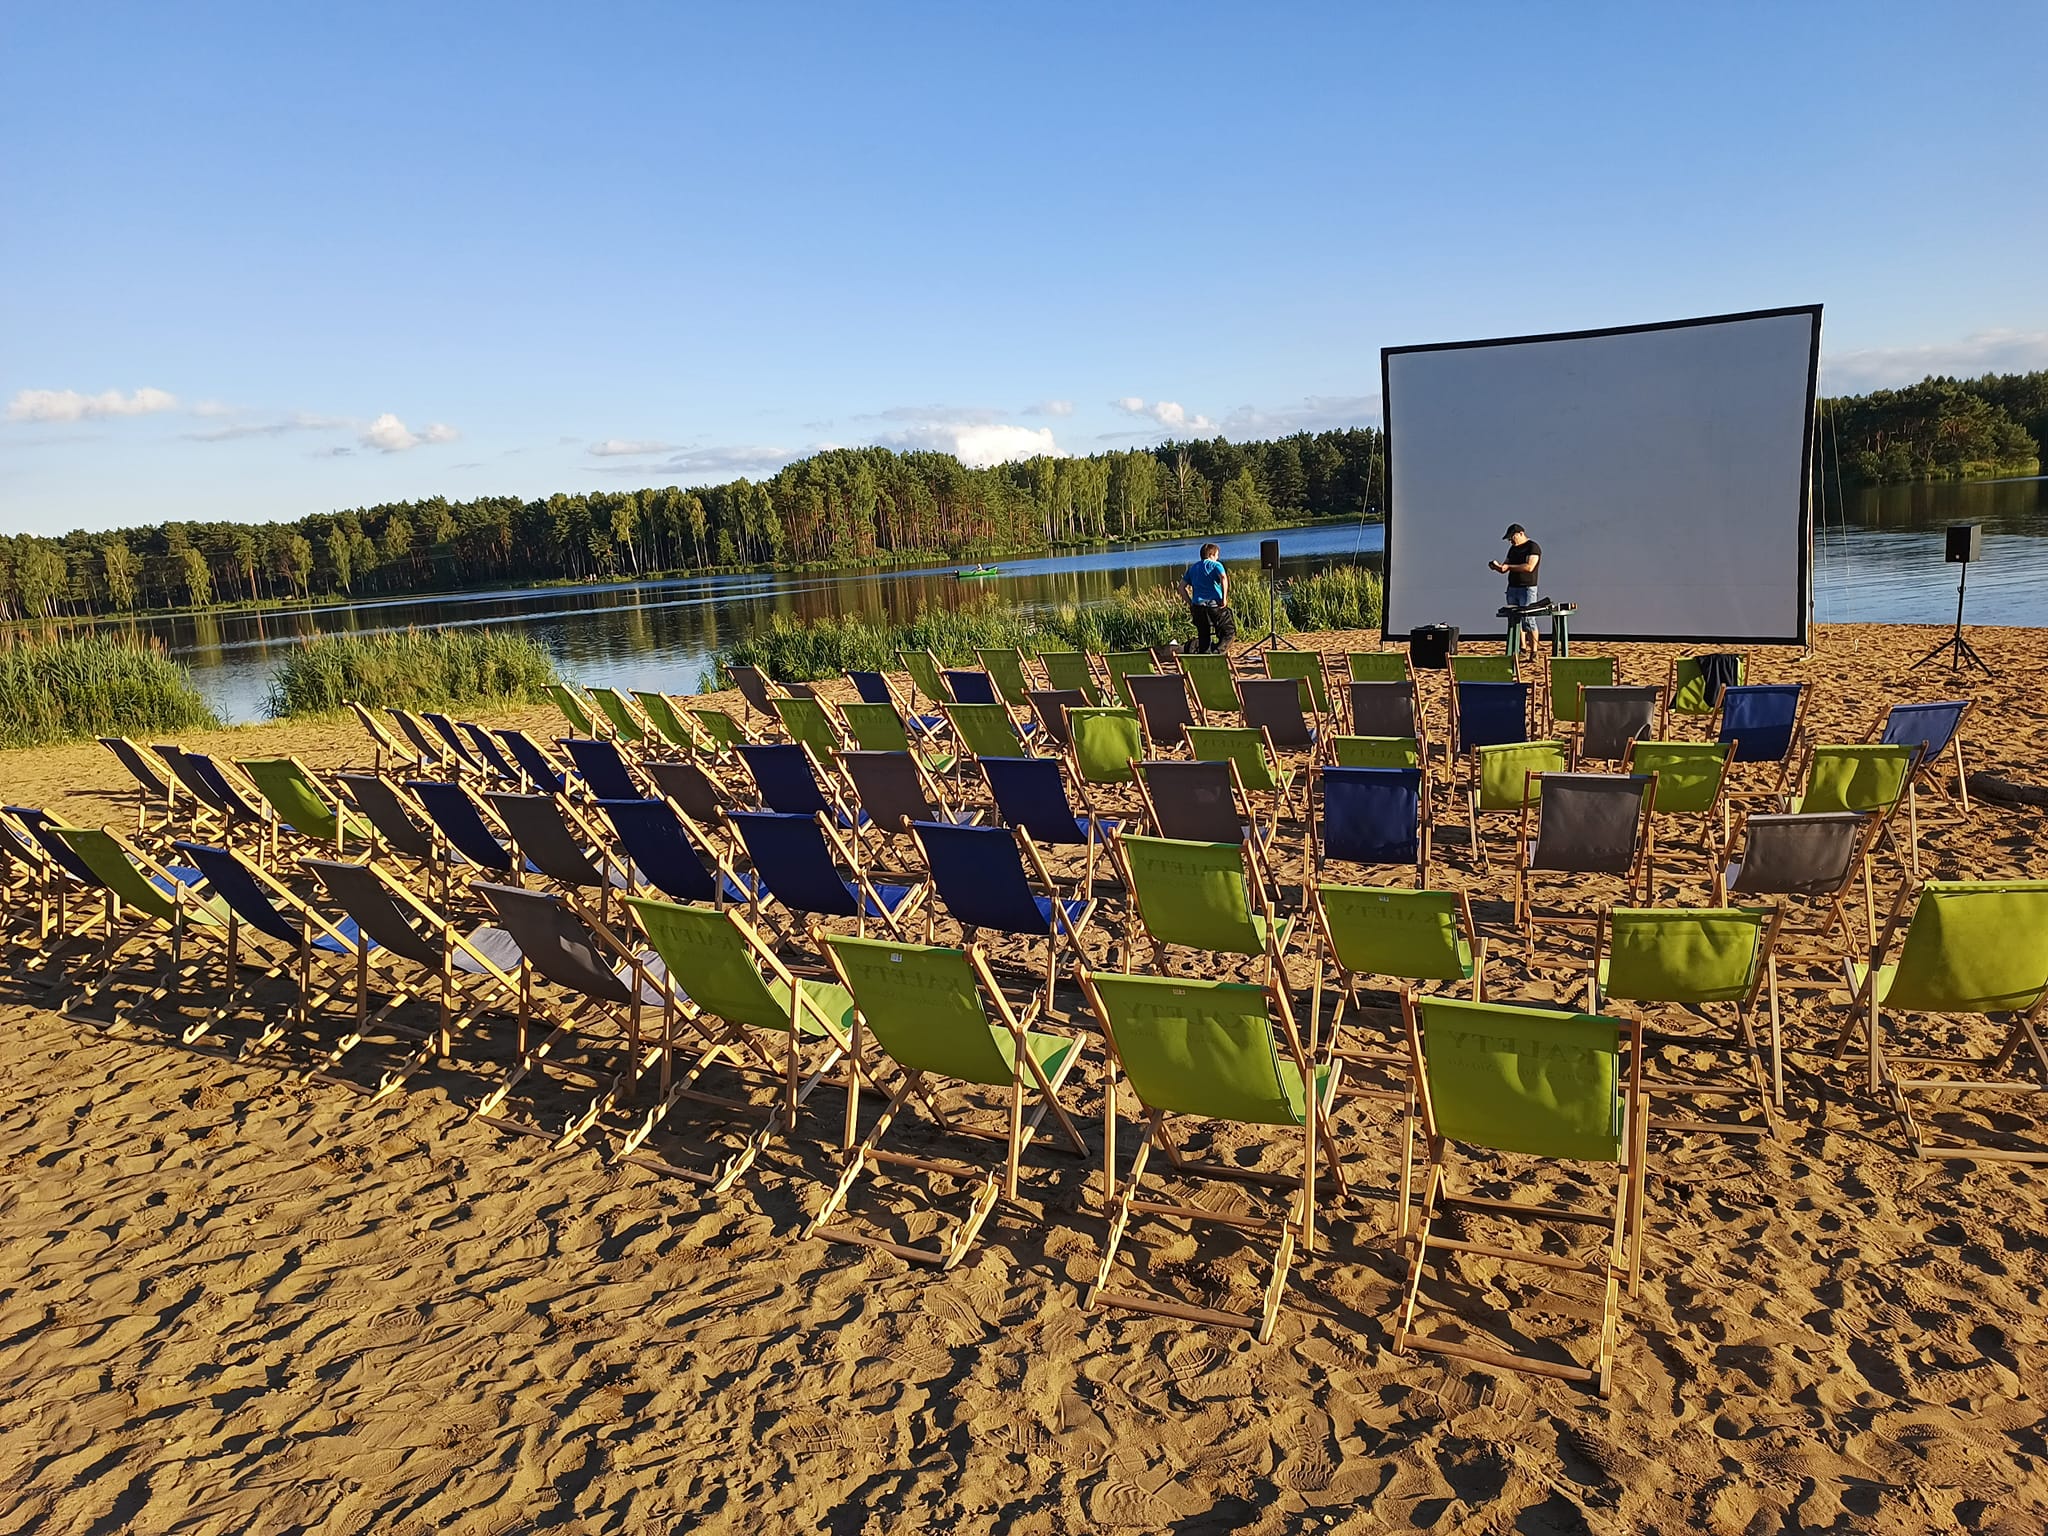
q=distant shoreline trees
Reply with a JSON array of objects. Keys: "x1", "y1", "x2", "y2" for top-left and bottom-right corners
[
  {"x1": 0, "y1": 429, "x2": 1384, "y2": 621},
  {"x1": 1825, "y1": 370, "x2": 2045, "y2": 485}
]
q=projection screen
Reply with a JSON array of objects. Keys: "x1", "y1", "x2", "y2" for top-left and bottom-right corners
[{"x1": 1380, "y1": 305, "x2": 1821, "y2": 643}]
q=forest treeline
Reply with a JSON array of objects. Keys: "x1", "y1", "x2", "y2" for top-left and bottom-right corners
[
  {"x1": 0, "y1": 430, "x2": 1382, "y2": 621},
  {"x1": 1827, "y1": 369, "x2": 2046, "y2": 484}
]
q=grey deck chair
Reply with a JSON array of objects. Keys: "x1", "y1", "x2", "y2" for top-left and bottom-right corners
[
  {"x1": 1719, "y1": 809, "x2": 1874, "y2": 964},
  {"x1": 1347, "y1": 680, "x2": 1418, "y2": 740},
  {"x1": 336, "y1": 773, "x2": 438, "y2": 863},
  {"x1": 727, "y1": 664, "x2": 783, "y2": 723},
  {"x1": 100, "y1": 738, "x2": 179, "y2": 834},
  {"x1": 302, "y1": 857, "x2": 526, "y2": 1095},
  {"x1": 1516, "y1": 772, "x2": 1656, "y2": 940},
  {"x1": 1027, "y1": 688, "x2": 1087, "y2": 748},
  {"x1": 643, "y1": 758, "x2": 729, "y2": 824},
  {"x1": 840, "y1": 751, "x2": 979, "y2": 845},
  {"x1": 469, "y1": 880, "x2": 673, "y2": 1149},
  {"x1": 1239, "y1": 677, "x2": 1319, "y2": 752},
  {"x1": 391, "y1": 710, "x2": 458, "y2": 773},
  {"x1": 1134, "y1": 758, "x2": 1279, "y2": 898},
  {"x1": 1127, "y1": 673, "x2": 1199, "y2": 751},
  {"x1": 487, "y1": 792, "x2": 632, "y2": 910},
  {"x1": 1578, "y1": 686, "x2": 1662, "y2": 764}
]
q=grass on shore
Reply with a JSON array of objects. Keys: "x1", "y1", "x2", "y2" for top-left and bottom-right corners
[
  {"x1": 265, "y1": 629, "x2": 559, "y2": 718},
  {"x1": 0, "y1": 635, "x2": 221, "y2": 750},
  {"x1": 712, "y1": 565, "x2": 1382, "y2": 683}
]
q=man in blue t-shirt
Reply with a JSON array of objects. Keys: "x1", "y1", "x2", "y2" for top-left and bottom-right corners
[{"x1": 1182, "y1": 542, "x2": 1235, "y2": 654}]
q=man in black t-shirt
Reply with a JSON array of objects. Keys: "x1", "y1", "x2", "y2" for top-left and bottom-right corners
[{"x1": 1489, "y1": 523, "x2": 1543, "y2": 649}]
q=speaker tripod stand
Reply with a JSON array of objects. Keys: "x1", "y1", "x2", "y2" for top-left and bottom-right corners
[
  {"x1": 1239, "y1": 537, "x2": 1298, "y2": 660},
  {"x1": 1912, "y1": 560, "x2": 1992, "y2": 676}
]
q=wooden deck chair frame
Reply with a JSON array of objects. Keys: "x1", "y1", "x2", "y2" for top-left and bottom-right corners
[
  {"x1": 302, "y1": 857, "x2": 530, "y2": 1100},
  {"x1": 1394, "y1": 992, "x2": 1647, "y2": 1396},
  {"x1": 1835, "y1": 879, "x2": 2048, "y2": 1162},
  {"x1": 812, "y1": 935, "x2": 1088, "y2": 1268},
  {"x1": 99, "y1": 737, "x2": 181, "y2": 835},
  {"x1": 1077, "y1": 968, "x2": 1346, "y2": 1341},
  {"x1": 1590, "y1": 904, "x2": 1788, "y2": 1126},
  {"x1": 345, "y1": 701, "x2": 428, "y2": 776},
  {"x1": 611, "y1": 897, "x2": 857, "y2": 1187}
]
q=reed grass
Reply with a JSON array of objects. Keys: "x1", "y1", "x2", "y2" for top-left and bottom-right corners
[
  {"x1": 265, "y1": 629, "x2": 559, "y2": 717},
  {"x1": 0, "y1": 635, "x2": 220, "y2": 749},
  {"x1": 713, "y1": 566, "x2": 1383, "y2": 683}
]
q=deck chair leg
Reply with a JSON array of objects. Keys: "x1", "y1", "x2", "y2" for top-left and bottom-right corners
[
  {"x1": 1768, "y1": 961, "x2": 1785, "y2": 1113},
  {"x1": 1088, "y1": 1131, "x2": 1154, "y2": 1310}
]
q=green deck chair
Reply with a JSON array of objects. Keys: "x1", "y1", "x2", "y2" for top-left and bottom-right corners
[
  {"x1": 622, "y1": 895, "x2": 857, "y2": 1186},
  {"x1": 1396, "y1": 994, "x2": 1646, "y2": 1397},
  {"x1": 1626, "y1": 739, "x2": 1734, "y2": 867},
  {"x1": 634, "y1": 690, "x2": 710, "y2": 754},
  {"x1": 976, "y1": 647, "x2": 1036, "y2": 707},
  {"x1": 689, "y1": 706, "x2": 754, "y2": 756},
  {"x1": 1038, "y1": 650, "x2": 1103, "y2": 706},
  {"x1": 1117, "y1": 833, "x2": 1293, "y2": 979},
  {"x1": 1348, "y1": 652, "x2": 1409, "y2": 682},
  {"x1": 1669, "y1": 654, "x2": 1744, "y2": 721},
  {"x1": 1840, "y1": 880, "x2": 2048, "y2": 1161},
  {"x1": 1789, "y1": 742, "x2": 1920, "y2": 877},
  {"x1": 1450, "y1": 654, "x2": 1515, "y2": 684},
  {"x1": 947, "y1": 701, "x2": 1033, "y2": 761},
  {"x1": 590, "y1": 686, "x2": 651, "y2": 745},
  {"x1": 1186, "y1": 724, "x2": 1297, "y2": 830},
  {"x1": 1549, "y1": 656, "x2": 1616, "y2": 725},
  {"x1": 1266, "y1": 649, "x2": 1331, "y2": 715},
  {"x1": 898, "y1": 649, "x2": 952, "y2": 710},
  {"x1": 1079, "y1": 970, "x2": 1340, "y2": 1340},
  {"x1": 1068, "y1": 707, "x2": 1144, "y2": 785},
  {"x1": 1103, "y1": 650, "x2": 1154, "y2": 709},
  {"x1": 774, "y1": 695, "x2": 845, "y2": 764},
  {"x1": 1313, "y1": 884, "x2": 1483, "y2": 1096},
  {"x1": 544, "y1": 683, "x2": 600, "y2": 738},
  {"x1": 1331, "y1": 735, "x2": 1423, "y2": 770},
  {"x1": 238, "y1": 756, "x2": 375, "y2": 853},
  {"x1": 842, "y1": 701, "x2": 955, "y2": 775},
  {"x1": 1178, "y1": 651, "x2": 1241, "y2": 717},
  {"x1": 46, "y1": 824, "x2": 227, "y2": 1034},
  {"x1": 1464, "y1": 740, "x2": 1568, "y2": 868},
  {"x1": 1593, "y1": 906, "x2": 1781, "y2": 1122},
  {"x1": 814, "y1": 935, "x2": 1087, "y2": 1268}
]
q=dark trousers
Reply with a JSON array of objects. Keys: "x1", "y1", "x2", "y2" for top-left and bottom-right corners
[{"x1": 1189, "y1": 602, "x2": 1235, "y2": 653}]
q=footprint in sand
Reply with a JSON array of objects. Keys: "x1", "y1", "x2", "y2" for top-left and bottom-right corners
[{"x1": 1275, "y1": 1408, "x2": 1337, "y2": 1493}]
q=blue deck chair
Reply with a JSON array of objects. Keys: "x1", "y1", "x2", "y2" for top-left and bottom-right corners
[
  {"x1": 943, "y1": 669, "x2": 1001, "y2": 706},
  {"x1": 462, "y1": 723, "x2": 525, "y2": 785},
  {"x1": 495, "y1": 729, "x2": 568, "y2": 794},
  {"x1": 910, "y1": 819, "x2": 1095, "y2": 1010},
  {"x1": 594, "y1": 797, "x2": 758, "y2": 907},
  {"x1": 738, "y1": 742, "x2": 865, "y2": 829},
  {"x1": 726, "y1": 810, "x2": 922, "y2": 936},
  {"x1": 850, "y1": 669, "x2": 945, "y2": 739},
  {"x1": 979, "y1": 754, "x2": 1120, "y2": 898},
  {"x1": 1314, "y1": 766, "x2": 1429, "y2": 887},
  {"x1": 559, "y1": 737, "x2": 642, "y2": 802},
  {"x1": 424, "y1": 713, "x2": 489, "y2": 775},
  {"x1": 1878, "y1": 699, "x2": 1974, "y2": 816},
  {"x1": 1454, "y1": 681, "x2": 1531, "y2": 755},
  {"x1": 408, "y1": 780, "x2": 533, "y2": 876},
  {"x1": 1718, "y1": 684, "x2": 1803, "y2": 766}
]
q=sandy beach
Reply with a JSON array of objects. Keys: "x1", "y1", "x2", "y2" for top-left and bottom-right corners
[{"x1": 1, "y1": 621, "x2": 2044, "y2": 1534}]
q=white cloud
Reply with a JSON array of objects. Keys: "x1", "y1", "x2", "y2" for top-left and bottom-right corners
[
  {"x1": 877, "y1": 421, "x2": 1064, "y2": 466},
  {"x1": 184, "y1": 410, "x2": 352, "y2": 443},
  {"x1": 1111, "y1": 396, "x2": 1218, "y2": 434},
  {"x1": 588, "y1": 438, "x2": 680, "y2": 457},
  {"x1": 1025, "y1": 399, "x2": 1075, "y2": 417},
  {"x1": 6, "y1": 386, "x2": 178, "y2": 422},
  {"x1": 1822, "y1": 330, "x2": 2048, "y2": 394},
  {"x1": 1217, "y1": 394, "x2": 1382, "y2": 437},
  {"x1": 359, "y1": 413, "x2": 458, "y2": 452}
]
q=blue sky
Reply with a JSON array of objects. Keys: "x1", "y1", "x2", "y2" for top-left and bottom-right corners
[{"x1": 5, "y1": 2, "x2": 2045, "y2": 537}]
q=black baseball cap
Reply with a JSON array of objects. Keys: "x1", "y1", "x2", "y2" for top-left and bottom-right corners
[{"x1": 1502, "y1": 523, "x2": 1525, "y2": 538}]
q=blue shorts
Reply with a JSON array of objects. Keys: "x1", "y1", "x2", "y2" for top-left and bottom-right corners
[{"x1": 1504, "y1": 587, "x2": 1541, "y2": 616}]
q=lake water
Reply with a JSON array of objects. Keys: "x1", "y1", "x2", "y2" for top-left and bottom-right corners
[{"x1": 110, "y1": 477, "x2": 2048, "y2": 721}]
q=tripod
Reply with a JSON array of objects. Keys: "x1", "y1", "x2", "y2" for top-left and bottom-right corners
[
  {"x1": 1912, "y1": 560, "x2": 1992, "y2": 676},
  {"x1": 1243, "y1": 558, "x2": 1299, "y2": 659}
]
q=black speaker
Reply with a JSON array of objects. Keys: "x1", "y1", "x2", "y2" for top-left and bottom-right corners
[
  {"x1": 1945, "y1": 523, "x2": 1982, "y2": 564},
  {"x1": 1259, "y1": 538, "x2": 1280, "y2": 571},
  {"x1": 1408, "y1": 625, "x2": 1459, "y2": 670}
]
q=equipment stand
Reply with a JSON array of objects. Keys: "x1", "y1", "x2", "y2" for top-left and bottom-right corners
[
  {"x1": 1243, "y1": 561, "x2": 1298, "y2": 659},
  {"x1": 1911, "y1": 562, "x2": 1992, "y2": 676}
]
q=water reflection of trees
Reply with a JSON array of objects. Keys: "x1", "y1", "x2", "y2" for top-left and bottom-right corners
[{"x1": 1825, "y1": 477, "x2": 2048, "y2": 533}]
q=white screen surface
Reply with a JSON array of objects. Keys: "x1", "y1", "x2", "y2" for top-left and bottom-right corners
[{"x1": 1382, "y1": 308, "x2": 1819, "y2": 642}]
